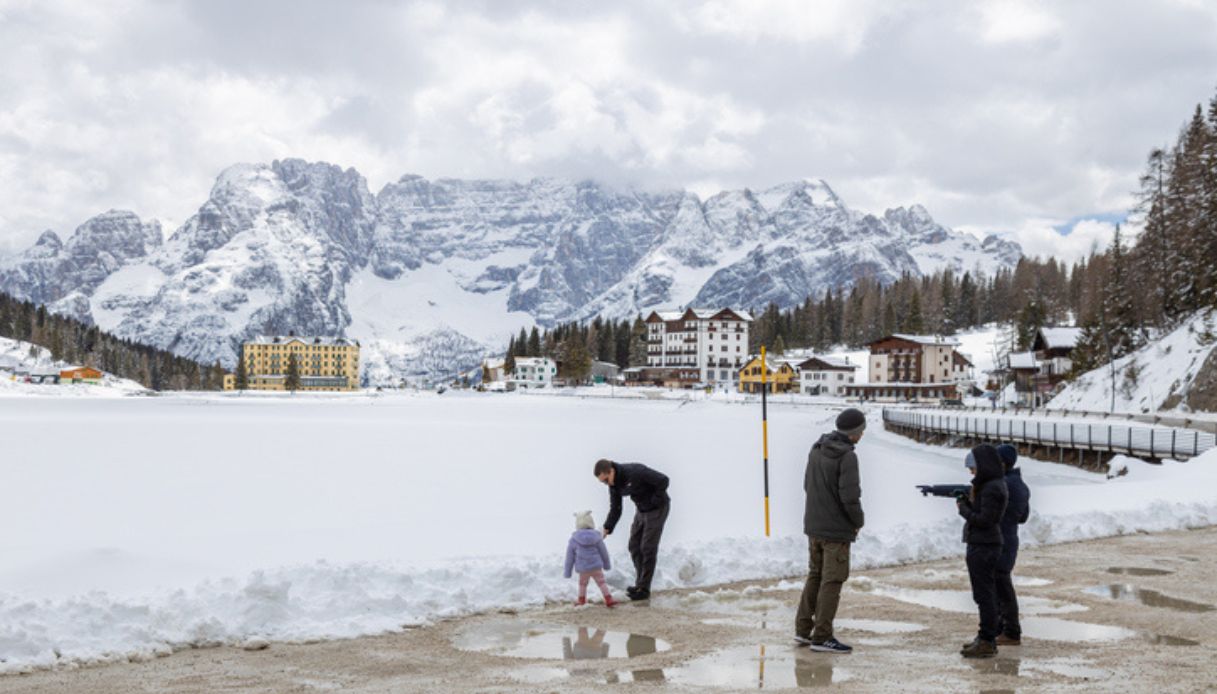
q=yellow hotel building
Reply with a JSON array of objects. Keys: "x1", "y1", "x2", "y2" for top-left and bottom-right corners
[{"x1": 224, "y1": 335, "x2": 361, "y2": 392}]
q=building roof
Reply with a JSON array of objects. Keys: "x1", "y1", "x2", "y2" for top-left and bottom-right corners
[
  {"x1": 645, "y1": 308, "x2": 753, "y2": 323},
  {"x1": 798, "y1": 356, "x2": 859, "y2": 371},
  {"x1": 1037, "y1": 327, "x2": 1083, "y2": 350},
  {"x1": 887, "y1": 333, "x2": 961, "y2": 347},
  {"x1": 514, "y1": 356, "x2": 553, "y2": 365},
  {"x1": 250, "y1": 335, "x2": 360, "y2": 347},
  {"x1": 1007, "y1": 351, "x2": 1039, "y2": 370}
]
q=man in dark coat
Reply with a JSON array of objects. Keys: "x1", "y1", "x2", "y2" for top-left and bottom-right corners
[
  {"x1": 595, "y1": 459, "x2": 670, "y2": 600},
  {"x1": 957, "y1": 444, "x2": 1010, "y2": 658},
  {"x1": 795, "y1": 408, "x2": 866, "y2": 654},
  {"x1": 994, "y1": 443, "x2": 1031, "y2": 645}
]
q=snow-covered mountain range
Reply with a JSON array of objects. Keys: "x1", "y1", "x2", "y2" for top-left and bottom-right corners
[{"x1": 0, "y1": 159, "x2": 1021, "y2": 384}]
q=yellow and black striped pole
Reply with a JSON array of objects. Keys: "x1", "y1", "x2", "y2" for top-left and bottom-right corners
[{"x1": 761, "y1": 345, "x2": 771, "y2": 537}]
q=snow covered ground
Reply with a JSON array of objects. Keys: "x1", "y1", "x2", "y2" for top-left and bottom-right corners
[
  {"x1": 1050, "y1": 312, "x2": 1217, "y2": 414},
  {"x1": 0, "y1": 392, "x2": 1214, "y2": 673}
]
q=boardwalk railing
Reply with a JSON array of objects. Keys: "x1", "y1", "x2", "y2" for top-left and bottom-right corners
[{"x1": 883, "y1": 408, "x2": 1217, "y2": 461}]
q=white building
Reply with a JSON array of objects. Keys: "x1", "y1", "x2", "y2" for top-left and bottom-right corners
[
  {"x1": 512, "y1": 357, "x2": 556, "y2": 387},
  {"x1": 644, "y1": 308, "x2": 752, "y2": 387},
  {"x1": 796, "y1": 356, "x2": 860, "y2": 396},
  {"x1": 481, "y1": 357, "x2": 507, "y2": 383}
]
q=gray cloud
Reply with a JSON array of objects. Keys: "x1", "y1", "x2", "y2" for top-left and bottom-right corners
[{"x1": 1, "y1": 0, "x2": 1215, "y2": 265}]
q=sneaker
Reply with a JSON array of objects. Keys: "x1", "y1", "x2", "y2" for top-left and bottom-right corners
[
  {"x1": 793, "y1": 634, "x2": 814, "y2": 646},
  {"x1": 574, "y1": 597, "x2": 587, "y2": 606},
  {"x1": 995, "y1": 634, "x2": 1021, "y2": 646},
  {"x1": 961, "y1": 639, "x2": 997, "y2": 658},
  {"x1": 604, "y1": 596, "x2": 618, "y2": 608},
  {"x1": 808, "y1": 638, "x2": 852, "y2": 654}
]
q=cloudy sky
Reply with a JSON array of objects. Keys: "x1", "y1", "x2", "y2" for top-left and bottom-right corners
[{"x1": 1, "y1": 0, "x2": 1215, "y2": 261}]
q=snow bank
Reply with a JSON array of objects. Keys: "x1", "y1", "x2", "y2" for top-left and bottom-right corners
[
  {"x1": 0, "y1": 394, "x2": 1213, "y2": 673},
  {"x1": 1049, "y1": 312, "x2": 1217, "y2": 414}
]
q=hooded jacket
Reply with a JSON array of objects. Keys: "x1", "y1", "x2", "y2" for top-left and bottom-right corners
[
  {"x1": 803, "y1": 431, "x2": 865, "y2": 543},
  {"x1": 565, "y1": 528, "x2": 612, "y2": 577},
  {"x1": 958, "y1": 444, "x2": 1009, "y2": 545}
]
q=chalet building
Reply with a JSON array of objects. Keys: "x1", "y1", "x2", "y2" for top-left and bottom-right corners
[
  {"x1": 60, "y1": 366, "x2": 103, "y2": 384},
  {"x1": 643, "y1": 308, "x2": 752, "y2": 388},
  {"x1": 227, "y1": 335, "x2": 361, "y2": 391},
  {"x1": 737, "y1": 355, "x2": 799, "y2": 394},
  {"x1": 590, "y1": 360, "x2": 621, "y2": 384},
  {"x1": 1005, "y1": 326, "x2": 1084, "y2": 407},
  {"x1": 843, "y1": 334, "x2": 974, "y2": 403},
  {"x1": 797, "y1": 356, "x2": 859, "y2": 396},
  {"x1": 1032, "y1": 327, "x2": 1083, "y2": 382},
  {"x1": 512, "y1": 356, "x2": 556, "y2": 387},
  {"x1": 481, "y1": 357, "x2": 507, "y2": 383}
]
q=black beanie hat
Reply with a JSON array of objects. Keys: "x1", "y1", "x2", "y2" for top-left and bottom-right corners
[{"x1": 836, "y1": 408, "x2": 867, "y2": 436}]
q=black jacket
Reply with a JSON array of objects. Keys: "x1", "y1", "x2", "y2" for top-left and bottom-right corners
[
  {"x1": 803, "y1": 431, "x2": 865, "y2": 543},
  {"x1": 958, "y1": 445, "x2": 1009, "y2": 546},
  {"x1": 604, "y1": 462, "x2": 670, "y2": 534},
  {"x1": 999, "y1": 467, "x2": 1031, "y2": 545}
]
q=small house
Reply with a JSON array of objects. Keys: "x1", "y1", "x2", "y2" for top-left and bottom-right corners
[{"x1": 60, "y1": 366, "x2": 103, "y2": 384}]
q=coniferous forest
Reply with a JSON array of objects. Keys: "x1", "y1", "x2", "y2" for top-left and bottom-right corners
[{"x1": 0, "y1": 290, "x2": 225, "y2": 390}]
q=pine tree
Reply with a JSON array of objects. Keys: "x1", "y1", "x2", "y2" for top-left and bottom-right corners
[
  {"x1": 527, "y1": 327, "x2": 541, "y2": 357},
  {"x1": 285, "y1": 353, "x2": 301, "y2": 392},
  {"x1": 628, "y1": 318, "x2": 648, "y2": 367},
  {"x1": 235, "y1": 346, "x2": 249, "y2": 389},
  {"x1": 1106, "y1": 225, "x2": 1139, "y2": 357}
]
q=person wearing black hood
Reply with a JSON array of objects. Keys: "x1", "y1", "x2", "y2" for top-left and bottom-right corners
[
  {"x1": 794, "y1": 408, "x2": 866, "y2": 654},
  {"x1": 957, "y1": 444, "x2": 1009, "y2": 658},
  {"x1": 994, "y1": 443, "x2": 1031, "y2": 645}
]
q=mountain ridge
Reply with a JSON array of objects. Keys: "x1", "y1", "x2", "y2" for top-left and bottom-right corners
[{"x1": 0, "y1": 159, "x2": 1021, "y2": 384}]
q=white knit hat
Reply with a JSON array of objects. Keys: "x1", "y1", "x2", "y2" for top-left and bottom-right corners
[{"x1": 574, "y1": 510, "x2": 595, "y2": 530}]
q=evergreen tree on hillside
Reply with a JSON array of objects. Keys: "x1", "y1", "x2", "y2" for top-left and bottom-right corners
[
  {"x1": 1106, "y1": 225, "x2": 1140, "y2": 357},
  {"x1": 527, "y1": 327, "x2": 541, "y2": 357}
]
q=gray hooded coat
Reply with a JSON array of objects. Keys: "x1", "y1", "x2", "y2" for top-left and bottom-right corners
[{"x1": 803, "y1": 431, "x2": 865, "y2": 542}]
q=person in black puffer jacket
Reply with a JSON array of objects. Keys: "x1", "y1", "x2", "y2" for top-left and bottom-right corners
[{"x1": 957, "y1": 444, "x2": 1009, "y2": 658}]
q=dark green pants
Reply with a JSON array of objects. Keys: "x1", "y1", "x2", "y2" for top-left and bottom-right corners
[{"x1": 795, "y1": 537, "x2": 852, "y2": 642}]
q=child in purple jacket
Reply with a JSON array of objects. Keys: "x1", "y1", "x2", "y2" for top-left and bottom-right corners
[{"x1": 565, "y1": 511, "x2": 617, "y2": 607}]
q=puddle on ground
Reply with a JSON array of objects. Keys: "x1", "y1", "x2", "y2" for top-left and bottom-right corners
[
  {"x1": 1148, "y1": 634, "x2": 1200, "y2": 646},
  {"x1": 505, "y1": 666, "x2": 667, "y2": 685},
  {"x1": 1013, "y1": 576, "x2": 1053, "y2": 587},
  {"x1": 1021, "y1": 657, "x2": 1110, "y2": 680},
  {"x1": 1106, "y1": 566, "x2": 1174, "y2": 577},
  {"x1": 835, "y1": 618, "x2": 927, "y2": 634},
  {"x1": 453, "y1": 621, "x2": 670, "y2": 660},
  {"x1": 870, "y1": 585, "x2": 1086, "y2": 616},
  {"x1": 1083, "y1": 584, "x2": 1215, "y2": 613},
  {"x1": 665, "y1": 644, "x2": 854, "y2": 689},
  {"x1": 1020, "y1": 616, "x2": 1136, "y2": 643}
]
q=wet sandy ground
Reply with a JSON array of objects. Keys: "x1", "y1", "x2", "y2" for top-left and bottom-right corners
[{"x1": 3, "y1": 527, "x2": 1217, "y2": 693}]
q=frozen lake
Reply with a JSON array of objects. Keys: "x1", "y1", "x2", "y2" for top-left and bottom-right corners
[{"x1": 0, "y1": 390, "x2": 1213, "y2": 670}]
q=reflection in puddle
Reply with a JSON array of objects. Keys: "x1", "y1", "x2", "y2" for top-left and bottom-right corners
[
  {"x1": 666, "y1": 644, "x2": 854, "y2": 689},
  {"x1": 1013, "y1": 576, "x2": 1053, "y2": 587},
  {"x1": 1083, "y1": 584, "x2": 1215, "y2": 613},
  {"x1": 453, "y1": 621, "x2": 671, "y2": 660},
  {"x1": 1106, "y1": 567, "x2": 1173, "y2": 577},
  {"x1": 1148, "y1": 634, "x2": 1200, "y2": 646},
  {"x1": 605, "y1": 669, "x2": 667, "y2": 683},
  {"x1": 506, "y1": 666, "x2": 667, "y2": 685},
  {"x1": 871, "y1": 585, "x2": 1086, "y2": 615},
  {"x1": 1020, "y1": 617, "x2": 1136, "y2": 643}
]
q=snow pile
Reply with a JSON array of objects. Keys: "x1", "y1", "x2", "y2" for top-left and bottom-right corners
[
  {"x1": 0, "y1": 394, "x2": 1213, "y2": 672},
  {"x1": 1049, "y1": 312, "x2": 1217, "y2": 413}
]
